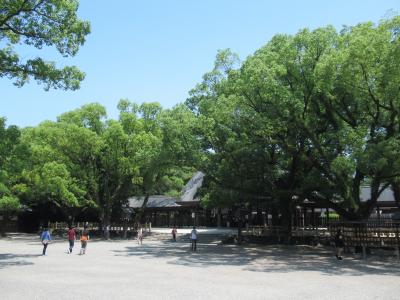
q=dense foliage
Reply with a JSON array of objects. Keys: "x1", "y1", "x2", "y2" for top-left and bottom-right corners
[
  {"x1": 1, "y1": 16, "x2": 400, "y2": 236},
  {"x1": 187, "y1": 16, "x2": 400, "y2": 222},
  {"x1": 0, "y1": 0, "x2": 90, "y2": 90},
  {"x1": 0, "y1": 103, "x2": 200, "y2": 236}
]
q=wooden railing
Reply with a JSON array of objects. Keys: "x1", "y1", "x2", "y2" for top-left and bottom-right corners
[
  {"x1": 329, "y1": 221, "x2": 400, "y2": 259},
  {"x1": 49, "y1": 222, "x2": 153, "y2": 233}
]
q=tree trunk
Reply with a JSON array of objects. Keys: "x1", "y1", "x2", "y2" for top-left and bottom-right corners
[
  {"x1": 217, "y1": 207, "x2": 221, "y2": 227},
  {"x1": 135, "y1": 194, "x2": 150, "y2": 226},
  {"x1": 123, "y1": 218, "x2": 128, "y2": 239},
  {"x1": 391, "y1": 182, "x2": 400, "y2": 208},
  {"x1": 0, "y1": 213, "x2": 7, "y2": 237},
  {"x1": 103, "y1": 203, "x2": 111, "y2": 240},
  {"x1": 281, "y1": 205, "x2": 293, "y2": 244},
  {"x1": 237, "y1": 218, "x2": 243, "y2": 245}
]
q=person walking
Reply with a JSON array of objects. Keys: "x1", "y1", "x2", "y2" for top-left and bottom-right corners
[
  {"x1": 171, "y1": 226, "x2": 177, "y2": 242},
  {"x1": 137, "y1": 227, "x2": 143, "y2": 245},
  {"x1": 79, "y1": 230, "x2": 89, "y2": 255},
  {"x1": 67, "y1": 226, "x2": 76, "y2": 254},
  {"x1": 40, "y1": 227, "x2": 51, "y2": 256},
  {"x1": 334, "y1": 229, "x2": 345, "y2": 260},
  {"x1": 190, "y1": 226, "x2": 198, "y2": 252}
]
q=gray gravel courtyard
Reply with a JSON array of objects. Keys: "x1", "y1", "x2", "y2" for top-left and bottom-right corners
[{"x1": 1, "y1": 233, "x2": 400, "y2": 300}]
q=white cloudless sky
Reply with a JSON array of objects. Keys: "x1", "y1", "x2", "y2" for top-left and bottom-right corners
[{"x1": 1, "y1": 0, "x2": 399, "y2": 127}]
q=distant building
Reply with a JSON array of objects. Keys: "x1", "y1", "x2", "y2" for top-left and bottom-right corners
[
  {"x1": 127, "y1": 172, "x2": 208, "y2": 226},
  {"x1": 360, "y1": 185, "x2": 399, "y2": 217}
]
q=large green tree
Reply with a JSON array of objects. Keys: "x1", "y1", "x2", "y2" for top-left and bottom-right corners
[
  {"x1": 0, "y1": 0, "x2": 90, "y2": 90},
  {"x1": 188, "y1": 16, "x2": 400, "y2": 226},
  {"x1": 0, "y1": 117, "x2": 22, "y2": 235},
  {"x1": 16, "y1": 120, "x2": 101, "y2": 225},
  {"x1": 53, "y1": 101, "x2": 199, "y2": 238},
  {"x1": 118, "y1": 100, "x2": 201, "y2": 224}
]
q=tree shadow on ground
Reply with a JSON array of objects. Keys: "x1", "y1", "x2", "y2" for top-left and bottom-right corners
[
  {"x1": 0, "y1": 253, "x2": 37, "y2": 269},
  {"x1": 111, "y1": 241, "x2": 400, "y2": 277}
]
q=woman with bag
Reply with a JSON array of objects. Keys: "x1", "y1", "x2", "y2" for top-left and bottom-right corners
[{"x1": 40, "y1": 227, "x2": 51, "y2": 256}]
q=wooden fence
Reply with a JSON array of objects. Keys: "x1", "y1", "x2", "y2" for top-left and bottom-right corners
[
  {"x1": 49, "y1": 221, "x2": 152, "y2": 234},
  {"x1": 329, "y1": 221, "x2": 400, "y2": 259}
]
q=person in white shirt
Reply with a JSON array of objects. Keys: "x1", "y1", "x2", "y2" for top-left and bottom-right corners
[
  {"x1": 137, "y1": 227, "x2": 143, "y2": 245},
  {"x1": 190, "y1": 227, "x2": 198, "y2": 251}
]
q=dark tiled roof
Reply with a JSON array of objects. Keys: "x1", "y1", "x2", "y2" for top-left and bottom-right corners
[
  {"x1": 127, "y1": 171, "x2": 204, "y2": 208},
  {"x1": 180, "y1": 171, "x2": 204, "y2": 202},
  {"x1": 360, "y1": 186, "x2": 395, "y2": 202},
  {"x1": 128, "y1": 195, "x2": 181, "y2": 208}
]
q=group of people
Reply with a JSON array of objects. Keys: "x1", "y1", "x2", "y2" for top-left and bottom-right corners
[
  {"x1": 40, "y1": 225, "x2": 199, "y2": 255},
  {"x1": 41, "y1": 226, "x2": 343, "y2": 259},
  {"x1": 171, "y1": 226, "x2": 198, "y2": 251},
  {"x1": 138, "y1": 225, "x2": 198, "y2": 251},
  {"x1": 40, "y1": 226, "x2": 89, "y2": 256}
]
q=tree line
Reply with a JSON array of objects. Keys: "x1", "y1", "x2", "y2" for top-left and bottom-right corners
[
  {"x1": 1, "y1": 1, "x2": 400, "y2": 233},
  {"x1": 0, "y1": 102, "x2": 200, "y2": 235}
]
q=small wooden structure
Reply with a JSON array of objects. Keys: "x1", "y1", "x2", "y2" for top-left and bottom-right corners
[{"x1": 329, "y1": 221, "x2": 400, "y2": 260}]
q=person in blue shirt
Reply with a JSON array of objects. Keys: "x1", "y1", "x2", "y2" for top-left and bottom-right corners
[
  {"x1": 40, "y1": 227, "x2": 51, "y2": 256},
  {"x1": 190, "y1": 227, "x2": 198, "y2": 252}
]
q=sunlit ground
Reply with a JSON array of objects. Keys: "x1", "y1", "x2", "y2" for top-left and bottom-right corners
[{"x1": 1, "y1": 234, "x2": 399, "y2": 300}]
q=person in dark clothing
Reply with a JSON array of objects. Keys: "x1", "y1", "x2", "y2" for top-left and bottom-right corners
[
  {"x1": 171, "y1": 226, "x2": 177, "y2": 242},
  {"x1": 334, "y1": 229, "x2": 345, "y2": 260},
  {"x1": 67, "y1": 226, "x2": 76, "y2": 254}
]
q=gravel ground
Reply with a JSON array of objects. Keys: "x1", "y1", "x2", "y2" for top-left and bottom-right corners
[{"x1": 1, "y1": 234, "x2": 400, "y2": 300}]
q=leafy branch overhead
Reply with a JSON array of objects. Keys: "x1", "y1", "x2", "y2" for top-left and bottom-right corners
[{"x1": 0, "y1": 0, "x2": 90, "y2": 90}]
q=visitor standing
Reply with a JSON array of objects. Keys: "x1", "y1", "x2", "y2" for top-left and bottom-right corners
[
  {"x1": 334, "y1": 229, "x2": 345, "y2": 260},
  {"x1": 190, "y1": 227, "x2": 198, "y2": 251},
  {"x1": 40, "y1": 227, "x2": 51, "y2": 256},
  {"x1": 137, "y1": 227, "x2": 143, "y2": 245},
  {"x1": 171, "y1": 226, "x2": 177, "y2": 241},
  {"x1": 79, "y1": 230, "x2": 89, "y2": 255},
  {"x1": 67, "y1": 226, "x2": 76, "y2": 254}
]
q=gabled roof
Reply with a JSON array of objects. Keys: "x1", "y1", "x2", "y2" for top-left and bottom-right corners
[
  {"x1": 127, "y1": 171, "x2": 205, "y2": 209},
  {"x1": 360, "y1": 186, "x2": 395, "y2": 202},
  {"x1": 179, "y1": 171, "x2": 204, "y2": 202},
  {"x1": 127, "y1": 195, "x2": 180, "y2": 208}
]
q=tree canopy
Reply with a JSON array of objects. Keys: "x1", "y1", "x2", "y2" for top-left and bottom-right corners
[
  {"x1": 1, "y1": 15, "x2": 400, "y2": 235},
  {"x1": 187, "y1": 16, "x2": 400, "y2": 221},
  {"x1": 0, "y1": 101, "x2": 200, "y2": 236},
  {"x1": 0, "y1": 0, "x2": 90, "y2": 90}
]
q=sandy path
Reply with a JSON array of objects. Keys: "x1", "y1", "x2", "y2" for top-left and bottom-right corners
[{"x1": 1, "y1": 234, "x2": 399, "y2": 299}]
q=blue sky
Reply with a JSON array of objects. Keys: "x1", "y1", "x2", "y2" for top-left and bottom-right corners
[{"x1": 1, "y1": 0, "x2": 399, "y2": 127}]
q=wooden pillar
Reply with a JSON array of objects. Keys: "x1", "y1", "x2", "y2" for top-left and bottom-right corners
[
  {"x1": 217, "y1": 208, "x2": 221, "y2": 227},
  {"x1": 326, "y1": 208, "x2": 329, "y2": 227},
  {"x1": 311, "y1": 207, "x2": 315, "y2": 229},
  {"x1": 396, "y1": 225, "x2": 400, "y2": 262},
  {"x1": 362, "y1": 245, "x2": 367, "y2": 260},
  {"x1": 263, "y1": 212, "x2": 267, "y2": 228}
]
